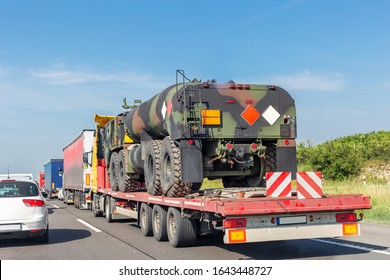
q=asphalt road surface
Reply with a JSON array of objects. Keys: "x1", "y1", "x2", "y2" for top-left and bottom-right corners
[{"x1": 1, "y1": 198, "x2": 390, "y2": 260}]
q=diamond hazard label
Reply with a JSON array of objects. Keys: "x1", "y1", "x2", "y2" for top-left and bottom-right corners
[
  {"x1": 262, "y1": 105, "x2": 280, "y2": 125},
  {"x1": 241, "y1": 104, "x2": 261, "y2": 126},
  {"x1": 161, "y1": 102, "x2": 167, "y2": 120}
]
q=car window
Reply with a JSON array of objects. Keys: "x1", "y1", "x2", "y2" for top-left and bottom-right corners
[{"x1": 0, "y1": 182, "x2": 39, "y2": 197}]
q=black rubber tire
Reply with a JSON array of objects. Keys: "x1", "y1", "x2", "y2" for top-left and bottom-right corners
[
  {"x1": 222, "y1": 156, "x2": 267, "y2": 188},
  {"x1": 37, "y1": 225, "x2": 49, "y2": 243},
  {"x1": 109, "y1": 152, "x2": 119, "y2": 191},
  {"x1": 160, "y1": 137, "x2": 192, "y2": 197},
  {"x1": 166, "y1": 207, "x2": 198, "y2": 247},
  {"x1": 265, "y1": 144, "x2": 277, "y2": 172},
  {"x1": 152, "y1": 205, "x2": 168, "y2": 241},
  {"x1": 117, "y1": 150, "x2": 133, "y2": 192},
  {"x1": 105, "y1": 197, "x2": 113, "y2": 223},
  {"x1": 140, "y1": 203, "x2": 153, "y2": 236},
  {"x1": 144, "y1": 140, "x2": 162, "y2": 196},
  {"x1": 92, "y1": 194, "x2": 103, "y2": 217},
  {"x1": 75, "y1": 191, "x2": 80, "y2": 209}
]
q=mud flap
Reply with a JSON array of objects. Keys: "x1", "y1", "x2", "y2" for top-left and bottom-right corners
[
  {"x1": 276, "y1": 140, "x2": 297, "y2": 180},
  {"x1": 180, "y1": 140, "x2": 203, "y2": 183}
]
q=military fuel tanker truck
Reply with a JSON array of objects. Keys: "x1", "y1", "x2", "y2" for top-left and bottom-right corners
[{"x1": 103, "y1": 71, "x2": 297, "y2": 197}]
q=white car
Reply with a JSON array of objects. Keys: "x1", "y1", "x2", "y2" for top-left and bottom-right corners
[{"x1": 0, "y1": 177, "x2": 49, "y2": 243}]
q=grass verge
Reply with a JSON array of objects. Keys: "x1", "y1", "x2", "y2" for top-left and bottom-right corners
[{"x1": 323, "y1": 180, "x2": 390, "y2": 225}]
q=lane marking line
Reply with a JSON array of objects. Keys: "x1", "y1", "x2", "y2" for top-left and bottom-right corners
[
  {"x1": 51, "y1": 204, "x2": 60, "y2": 209},
  {"x1": 311, "y1": 238, "x2": 390, "y2": 256},
  {"x1": 76, "y1": 219, "x2": 102, "y2": 233}
]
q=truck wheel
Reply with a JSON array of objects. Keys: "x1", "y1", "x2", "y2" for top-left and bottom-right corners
[
  {"x1": 222, "y1": 157, "x2": 266, "y2": 188},
  {"x1": 140, "y1": 203, "x2": 153, "y2": 236},
  {"x1": 105, "y1": 197, "x2": 113, "y2": 223},
  {"x1": 109, "y1": 152, "x2": 119, "y2": 191},
  {"x1": 144, "y1": 140, "x2": 162, "y2": 196},
  {"x1": 92, "y1": 195, "x2": 102, "y2": 217},
  {"x1": 265, "y1": 144, "x2": 277, "y2": 172},
  {"x1": 160, "y1": 137, "x2": 191, "y2": 197},
  {"x1": 167, "y1": 207, "x2": 198, "y2": 247},
  {"x1": 152, "y1": 205, "x2": 168, "y2": 241},
  {"x1": 117, "y1": 150, "x2": 131, "y2": 192},
  {"x1": 75, "y1": 191, "x2": 79, "y2": 209}
]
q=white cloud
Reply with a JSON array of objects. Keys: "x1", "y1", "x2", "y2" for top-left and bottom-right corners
[
  {"x1": 30, "y1": 67, "x2": 156, "y2": 86},
  {"x1": 267, "y1": 70, "x2": 346, "y2": 92}
]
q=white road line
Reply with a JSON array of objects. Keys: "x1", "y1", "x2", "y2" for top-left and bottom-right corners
[
  {"x1": 312, "y1": 238, "x2": 390, "y2": 256},
  {"x1": 51, "y1": 204, "x2": 60, "y2": 209},
  {"x1": 76, "y1": 219, "x2": 102, "y2": 233}
]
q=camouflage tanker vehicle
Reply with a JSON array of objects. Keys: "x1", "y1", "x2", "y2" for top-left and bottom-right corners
[{"x1": 102, "y1": 72, "x2": 297, "y2": 197}]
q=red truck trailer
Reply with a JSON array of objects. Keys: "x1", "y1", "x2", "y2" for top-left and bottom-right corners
[
  {"x1": 63, "y1": 130, "x2": 94, "y2": 209},
  {"x1": 87, "y1": 115, "x2": 372, "y2": 247}
]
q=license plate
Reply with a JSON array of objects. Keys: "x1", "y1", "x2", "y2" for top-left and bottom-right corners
[
  {"x1": 0, "y1": 224, "x2": 22, "y2": 232},
  {"x1": 277, "y1": 216, "x2": 307, "y2": 225}
]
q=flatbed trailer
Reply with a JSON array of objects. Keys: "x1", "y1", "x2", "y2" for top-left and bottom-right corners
[{"x1": 91, "y1": 183, "x2": 371, "y2": 247}]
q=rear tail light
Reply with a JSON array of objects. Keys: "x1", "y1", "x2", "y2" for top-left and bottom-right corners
[
  {"x1": 223, "y1": 218, "x2": 247, "y2": 229},
  {"x1": 23, "y1": 199, "x2": 45, "y2": 207},
  {"x1": 229, "y1": 83, "x2": 236, "y2": 89},
  {"x1": 336, "y1": 213, "x2": 357, "y2": 222}
]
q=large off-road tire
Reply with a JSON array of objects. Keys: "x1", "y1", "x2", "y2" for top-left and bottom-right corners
[
  {"x1": 152, "y1": 205, "x2": 168, "y2": 241},
  {"x1": 140, "y1": 203, "x2": 153, "y2": 236},
  {"x1": 167, "y1": 207, "x2": 198, "y2": 247},
  {"x1": 144, "y1": 140, "x2": 162, "y2": 196},
  {"x1": 116, "y1": 150, "x2": 140, "y2": 192},
  {"x1": 109, "y1": 152, "x2": 119, "y2": 191},
  {"x1": 265, "y1": 144, "x2": 277, "y2": 172},
  {"x1": 160, "y1": 137, "x2": 192, "y2": 197}
]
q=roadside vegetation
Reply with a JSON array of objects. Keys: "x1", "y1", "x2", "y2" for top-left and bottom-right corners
[
  {"x1": 202, "y1": 131, "x2": 390, "y2": 224},
  {"x1": 297, "y1": 131, "x2": 390, "y2": 224}
]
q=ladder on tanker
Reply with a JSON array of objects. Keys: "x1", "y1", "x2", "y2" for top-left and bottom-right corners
[{"x1": 176, "y1": 70, "x2": 204, "y2": 136}]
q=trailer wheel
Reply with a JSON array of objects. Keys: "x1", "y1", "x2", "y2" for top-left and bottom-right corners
[
  {"x1": 117, "y1": 150, "x2": 132, "y2": 192},
  {"x1": 105, "y1": 197, "x2": 113, "y2": 223},
  {"x1": 152, "y1": 205, "x2": 168, "y2": 241},
  {"x1": 109, "y1": 152, "x2": 119, "y2": 191},
  {"x1": 160, "y1": 137, "x2": 192, "y2": 197},
  {"x1": 144, "y1": 140, "x2": 162, "y2": 196},
  {"x1": 140, "y1": 203, "x2": 153, "y2": 236},
  {"x1": 167, "y1": 207, "x2": 198, "y2": 247}
]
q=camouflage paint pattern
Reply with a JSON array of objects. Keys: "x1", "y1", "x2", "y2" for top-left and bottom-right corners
[{"x1": 123, "y1": 82, "x2": 296, "y2": 143}]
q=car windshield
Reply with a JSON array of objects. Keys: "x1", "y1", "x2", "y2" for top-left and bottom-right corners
[{"x1": 0, "y1": 181, "x2": 39, "y2": 198}]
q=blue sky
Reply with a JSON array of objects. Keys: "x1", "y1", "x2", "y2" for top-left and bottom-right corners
[{"x1": 0, "y1": 0, "x2": 389, "y2": 178}]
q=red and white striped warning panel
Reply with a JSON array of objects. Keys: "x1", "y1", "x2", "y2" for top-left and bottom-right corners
[
  {"x1": 297, "y1": 172, "x2": 323, "y2": 199},
  {"x1": 266, "y1": 172, "x2": 292, "y2": 198}
]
